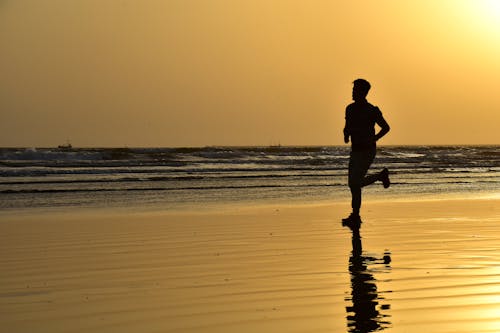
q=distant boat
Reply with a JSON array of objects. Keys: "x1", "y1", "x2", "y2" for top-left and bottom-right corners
[
  {"x1": 269, "y1": 142, "x2": 281, "y2": 148},
  {"x1": 57, "y1": 142, "x2": 73, "y2": 150}
]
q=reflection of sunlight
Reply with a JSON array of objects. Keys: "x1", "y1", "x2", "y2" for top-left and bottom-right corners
[
  {"x1": 480, "y1": 192, "x2": 500, "y2": 200},
  {"x1": 483, "y1": 266, "x2": 500, "y2": 323},
  {"x1": 482, "y1": 304, "x2": 500, "y2": 332},
  {"x1": 464, "y1": 257, "x2": 500, "y2": 331}
]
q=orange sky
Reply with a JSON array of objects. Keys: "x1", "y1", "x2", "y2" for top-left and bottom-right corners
[{"x1": 1, "y1": 0, "x2": 499, "y2": 147}]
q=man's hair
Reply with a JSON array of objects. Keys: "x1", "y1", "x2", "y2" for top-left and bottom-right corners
[{"x1": 353, "y1": 78, "x2": 371, "y2": 97}]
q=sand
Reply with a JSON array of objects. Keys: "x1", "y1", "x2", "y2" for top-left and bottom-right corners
[{"x1": 1, "y1": 198, "x2": 499, "y2": 333}]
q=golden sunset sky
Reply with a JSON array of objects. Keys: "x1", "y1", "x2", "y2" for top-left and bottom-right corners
[{"x1": 1, "y1": 0, "x2": 499, "y2": 147}]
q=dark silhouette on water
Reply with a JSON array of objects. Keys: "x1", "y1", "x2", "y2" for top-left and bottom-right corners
[
  {"x1": 346, "y1": 224, "x2": 392, "y2": 332},
  {"x1": 342, "y1": 79, "x2": 391, "y2": 226}
]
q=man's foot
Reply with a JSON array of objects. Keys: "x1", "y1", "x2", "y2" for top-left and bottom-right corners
[
  {"x1": 342, "y1": 213, "x2": 362, "y2": 229},
  {"x1": 380, "y1": 168, "x2": 390, "y2": 188}
]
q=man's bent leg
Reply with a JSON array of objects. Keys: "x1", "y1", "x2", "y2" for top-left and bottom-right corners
[
  {"x1": 359, "y1": 149, "x2": 377, "y2": 187},
  {"x1": 361, "y1": 172, "x2": 380, "y2": 187}
]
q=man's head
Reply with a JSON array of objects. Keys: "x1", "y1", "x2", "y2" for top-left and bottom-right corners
[{"x1": 352, "y1": 79, "x2": 371, "y2": 102}]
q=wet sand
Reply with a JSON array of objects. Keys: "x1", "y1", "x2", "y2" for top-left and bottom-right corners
[{"x1": 1, "y1": 198, "x2": 499, "y2": 333}]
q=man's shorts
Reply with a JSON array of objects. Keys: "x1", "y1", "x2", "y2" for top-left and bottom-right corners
[{"x1": 348, "y1": 148, "x2": 376, "y2": 188}]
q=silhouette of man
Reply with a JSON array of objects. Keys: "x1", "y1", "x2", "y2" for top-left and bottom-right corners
[{"x1": 342, "y1": 79, "x2": 390, "y2": 227}]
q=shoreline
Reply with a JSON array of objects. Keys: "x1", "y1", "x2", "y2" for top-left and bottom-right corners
[{"x1": 1, "y1": 191, "x2": 498, "y2": 219}]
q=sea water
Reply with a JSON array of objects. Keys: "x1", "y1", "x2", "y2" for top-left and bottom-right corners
[{"x1": 0, "y1": 146, "x2": 498, "y2": 212}]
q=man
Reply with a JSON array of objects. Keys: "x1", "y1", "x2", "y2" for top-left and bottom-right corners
[{"x1": 342, "y1": 79, "x2": 390, "y2": 227}]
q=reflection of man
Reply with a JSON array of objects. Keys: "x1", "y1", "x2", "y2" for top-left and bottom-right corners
[
  {"x1": 346, "y1": 228, "x2": 391, "y2": 332},
  {"x1": 343, "y1": 79, "x2": 391, "y2": 227}
]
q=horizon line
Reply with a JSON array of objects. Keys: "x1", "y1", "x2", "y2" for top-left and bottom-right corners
[{"x1": 1, "y1": 143, "x2": 499, "y2": 150}]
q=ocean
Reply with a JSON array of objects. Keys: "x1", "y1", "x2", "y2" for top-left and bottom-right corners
[{"x1": 0, "y1": 146, "x2": 498, "y2": 212}]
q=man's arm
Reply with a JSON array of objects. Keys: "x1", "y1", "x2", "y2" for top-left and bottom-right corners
[
  {"x1": 375, "y1": 115, "x2": 390, "y2": 142},
  {"x1": 343, "y1": 127, "x2": 350, "y2": 144},
  {"x1": 343, "y1": 108, "x2": 350, "y2": 144}
]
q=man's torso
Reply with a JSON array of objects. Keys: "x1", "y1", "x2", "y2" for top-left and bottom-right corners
[{"x1": 345, "y1": 101, "x2": 381, "y2": 151}]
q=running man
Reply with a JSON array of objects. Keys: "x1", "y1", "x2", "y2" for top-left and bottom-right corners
[{"x1": 342, "y1": 79, "x2": 391, "y2": 227}]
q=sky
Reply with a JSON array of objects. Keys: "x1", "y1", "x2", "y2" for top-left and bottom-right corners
[{"x1": 1, "y1": 0, "x2": 500, "y2": 147}]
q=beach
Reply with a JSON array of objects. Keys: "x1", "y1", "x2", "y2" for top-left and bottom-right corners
[
  {"x1": 1, "y1": 197, "x2": 499, "y2": 333},
  {"x1": 3, "y1": 0, "x2": 500, "y2": 331}
]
